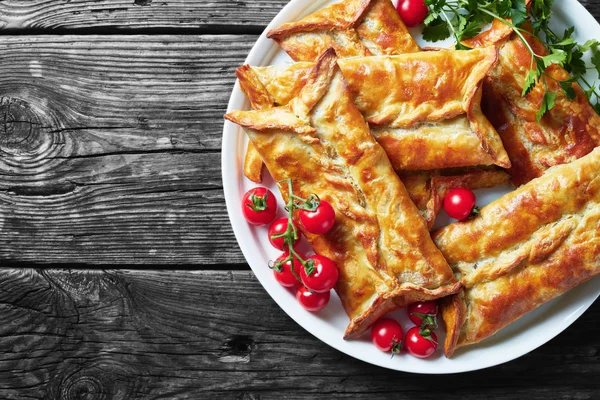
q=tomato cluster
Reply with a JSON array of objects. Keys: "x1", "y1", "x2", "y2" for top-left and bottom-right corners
[
  {"x1": 242, "y1": 186, "x2": 338, "y2": 312},
  {"x1": 370, "y1": 300, "x2": 439, "y2": 359}
]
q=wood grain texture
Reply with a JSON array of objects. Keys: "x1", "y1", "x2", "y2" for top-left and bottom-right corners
[
  {"x1": 0, "y1": 36, "x2": 254, "y2": 265},
  {"x1": 0, "y1": 0, "x2": 597, "y2": 33},
  {"x1": 0, "y1": 269, "x2": 599, "y2": 399},
  {"x1": 0, "y1": 0, "x2": 290, "y2": 32}
]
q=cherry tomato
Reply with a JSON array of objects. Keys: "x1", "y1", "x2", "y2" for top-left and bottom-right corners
[
  {"x1": 396, "y1": 0, "x2": 429, "y2": 27},
  {"x1": 242, "y1": 187, "x2": 277, "y2": 226},
  {"x1": 405, "y1": 326, "x2": 438, "y2": 359},
  {"x1": 298, "y1": 200, "x2": 336, "y2": 235},
  {"x1": 296, "y1": 286, "x2": 330, "y2": 312},
  {"x1": 407, "y1": 301, "x2": 439, "y2": 327},
  {"x1": 273, "y1": 253, "x2": 302, "y2": 288},
  {"x1": 443, "y1": 188, "x2": 478, "y2": 221},
  {"x1": 268, "y1": 217, "x2": 302, "y2": 251},
  {"x1": 371, "y1": 318, "x2": 404, "y2": 354},
  {"x1": 299, "y1": 255, "x2": 339, "y2": 293}
]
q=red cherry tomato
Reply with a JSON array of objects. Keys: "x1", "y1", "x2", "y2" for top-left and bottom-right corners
[
  {"x1": 407, "y1": 301, "x2": 439, "y2": 327},
  {"x1": 405, "y1": 326, "x2": 438, "y2": 358},
  {"x1": 268, "y1": 217, "x2": 302, "y2": 251},
  {"x1": 296, "y1": 286, "x2": 330, "y2": 312},
  {"x1": 242, "y1": 187, "x2": 277, "y2": 226},
  {"x1": 299, "y1": 200, "x2": 336, "y2": 235},
  {"x1": 273, "y1": 253, "x2": 301, "y2": 288},
  {"x1": 396, "y1": 0, "x2": 429, "y2": 27},
  {"x1": 371, "y1": 318, "x2": 404, "y2": 354},
  {"x1": 443, "y1": 188, "x2": 478, "y2": 221},
  {"x1": 299, "y1": 255, "x2": 339, "y2": 293}
]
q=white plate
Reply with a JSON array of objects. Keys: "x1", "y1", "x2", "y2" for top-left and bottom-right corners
[{"x1": 222, "y1": 0, "x2": 600, "y2": 373}]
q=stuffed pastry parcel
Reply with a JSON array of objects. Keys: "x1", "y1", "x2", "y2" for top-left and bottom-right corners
[
  {"x1": 465, "y1": 20, "x2": 600, "y2": 186},
  {"x1": 266, "y1": 0, "x2": 420, "y2": 61},
  {"x1": 226, "y1": 50, "x2": 460, "y2": 338},
  {"x1": 243, "y1": 47, "x2": 510, "y2": 172},
  {"x1": 433, "y1": 147, "x2": 600, "y2": 356},
  {"x1": 244, "y1": 0, "x2": 420, "y2": 183}
]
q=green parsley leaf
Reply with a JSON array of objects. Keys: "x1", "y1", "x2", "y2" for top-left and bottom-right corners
[
  {"x1": 522, "y1": 69, "x2": 539, "y2": 96},
  {"x1": 422, "y1": 17, "x2": 451, "y2": 42},
  {"x1": 461, "y1": 21, "x2": 483, "y2": 40},
  {"x1": 592, "y1": 50, "x2": 600, "y2": 75},
  {"x1": 566, "y1": 49, "x2": 586, "y2": 76},
  {"x1": 580, "y1": 39, "x2": 600, "y2": 52},
  {"x1": 511, "y1": 0, "x2": 528, "y2": 27},
  {"x1": 537, "y1": 91, "x2": 557, "y2": 121},
  {"x1": 541, "y1": 51, "x2": 567, "y2": 68},
  {"x1": 560, "y1": 81, "x2": 577, "y2": 100}
]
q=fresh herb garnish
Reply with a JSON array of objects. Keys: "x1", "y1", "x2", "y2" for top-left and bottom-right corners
[{"x1": 423, "y1": 0, "x2": 600, "y2": 119}]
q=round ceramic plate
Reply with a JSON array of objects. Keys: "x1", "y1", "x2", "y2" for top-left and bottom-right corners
[{"x1": 222, "y1": 0, "x2": 600, "y2": 373}]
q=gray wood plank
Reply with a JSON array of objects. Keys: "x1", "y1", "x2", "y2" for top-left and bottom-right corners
[
  {"x1": 0, "y1": 36, "x2": 252, "y2": 265},
  {"x1": 0, "y1": 0, "x2": 597, "y2": 32},
  {"x1": 0, "y1": 0, "x2": 289, "y2": 31},
  {"x1": 0, "y1": 269, "x2": 598, "y2": 399}
]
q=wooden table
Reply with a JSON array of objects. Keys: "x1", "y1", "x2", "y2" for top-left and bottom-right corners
[{"x1": 1, "y1": 1, "x2": 599, "y2": 398}]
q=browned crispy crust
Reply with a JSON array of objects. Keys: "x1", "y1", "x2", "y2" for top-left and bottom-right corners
[
  {"x1": 440, "y1": 290, "x2": 467, "y2": 358},
  {"x1": 466, "y1": 23, "x2": 600, "y2": 186},
  {"x1": 267, "y1": 0, "x2": 420, "y2": 61},
  {"x1": 236, "y1": 64, "x2": 274, "y2": 183},
  {"x1": 246, "y1": 47, "x2": 509, "y2": 170},
  {"x1": 226, "y1": 50, "x2": 460, "y2": 338},
  {"x1": 433, "y1": 148, "x2": 600, "y2": 356}
]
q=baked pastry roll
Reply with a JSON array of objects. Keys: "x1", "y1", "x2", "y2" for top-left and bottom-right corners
[
  {"x1": 464, "y1": 24, "x2": 600, "y2": 186},
  {"x1": 242, "y1": 47, "x2": 510, "y2": 170},
  {"x1": 226, "y1": 50, "x2": 460, "y2": 338},
  {"x1": 266, "y1": 0, "x2": 420, "y2": 62},
  {"x1": 433, "y1": 147, "x2": 600, "y2": 356}
]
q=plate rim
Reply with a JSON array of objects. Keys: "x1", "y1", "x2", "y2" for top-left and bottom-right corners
[{"x1": 222, "y1": 0, "x2": 600, "y2": 374}]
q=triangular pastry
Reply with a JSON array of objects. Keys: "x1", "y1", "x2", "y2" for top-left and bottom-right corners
[
  {"x1": 433, "y1": 147, "x2": 600, "y2": 356},
  {"x1": 226, "y1": 50, "x2": 461, "y2": 338},
  {"x1": 266, "y1": 0, "x2": 420, "y2": 61}
]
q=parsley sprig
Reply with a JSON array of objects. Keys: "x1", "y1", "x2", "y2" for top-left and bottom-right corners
[{"x1": 423, "y1": 0, "x2": 600, "y2": 120}]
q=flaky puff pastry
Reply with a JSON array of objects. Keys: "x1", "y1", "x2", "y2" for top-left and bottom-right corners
[
  {"x1": 433, "y1": 147, "x2": 600, "y2": 357},
  {"x1": 464, "y1": 24, "x2": 600, "y2": 186},
  {"x1": 244, "y1": 47, "x2": 510, "y2": 171},
  {"x1": 266, "y1": 0, "x2": 420, "y2": 62},
  {"x1": 226, "y1": 50, "x2": 460, "y2": 338},
  {"x1": 244, "y1": 0, "x2": 418, "y2": 183}
]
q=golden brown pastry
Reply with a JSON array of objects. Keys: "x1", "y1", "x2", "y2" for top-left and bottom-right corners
[
  {"x1": 465, "y1": 25, "x2": 600, "y2": 186},
  {"x1": 266, "y1": 0, "x2": 420, "y2": 62},
  {"x1": 244, "y1": 47, "x2": 510, "y2": 170},
  {"x1": 433, "y1": 147, "x2": 600, "y2": 356},
  {"x1": 226, "y1": 50, "x2": 460, "y2": 338},
  {"x1": 236, "y1": 65, "x2": 274, "y2": 183}
]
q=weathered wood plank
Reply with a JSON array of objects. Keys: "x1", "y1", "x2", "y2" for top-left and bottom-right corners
[
  {"x1": 0, "y1": 269, "x2": 598, "y2": 399},
  {"x1": 0, "y1": 35, "x2": 254, "y2": 151},
  {"x1": 0, "y1": 0, "x2": 289, "y2": 32},
  {"x1": 0, "y1": 0, "x2": 597, "y2": 32},
  {"x1": 0, "y1": 36, "x2": 254, "y2": 264}
]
